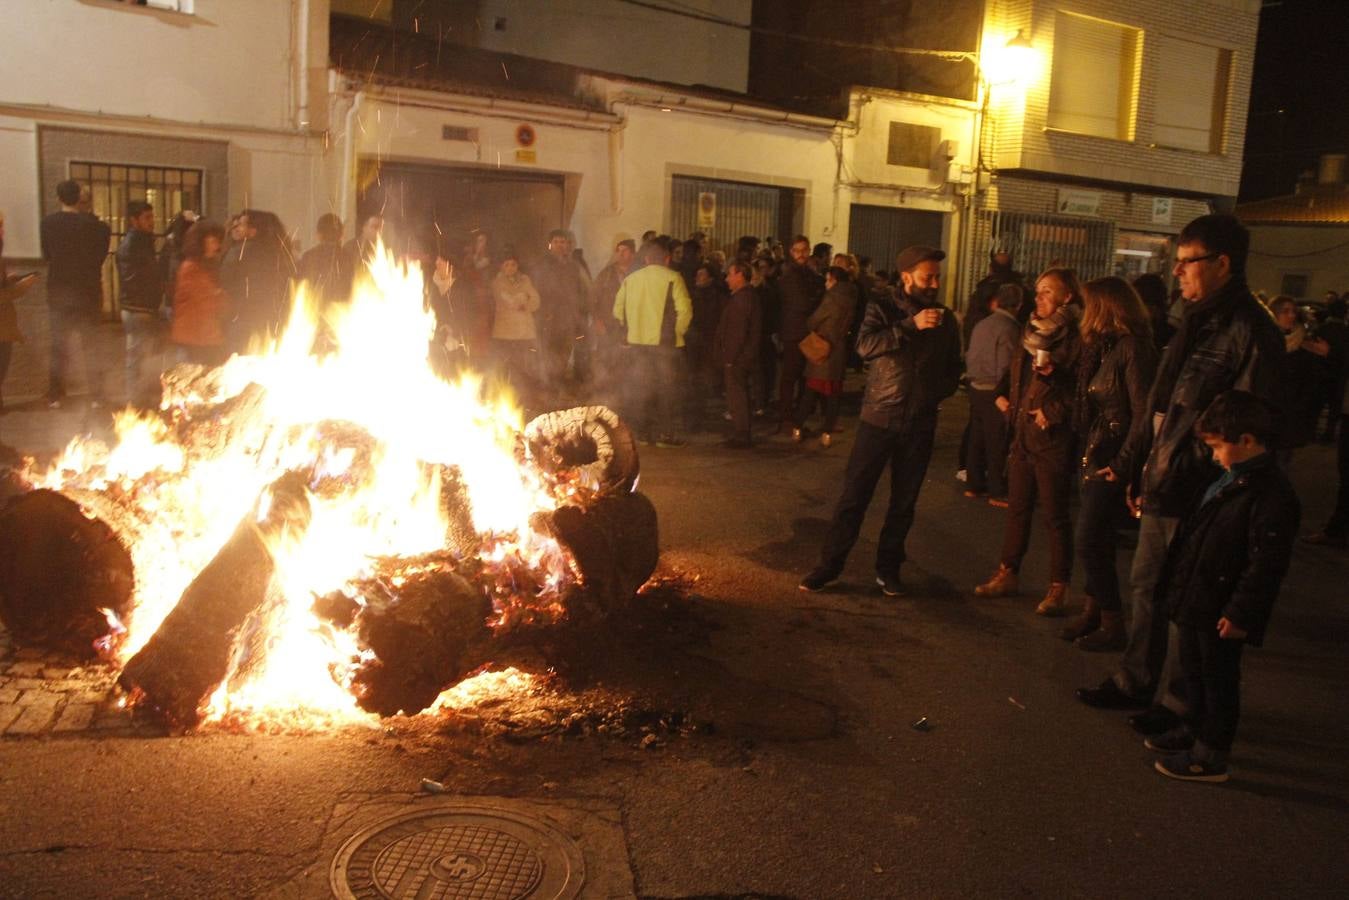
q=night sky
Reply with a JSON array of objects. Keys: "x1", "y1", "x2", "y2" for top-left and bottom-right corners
[{"x1": 1240, "y1": 0, "x2": 1349, "y2": 200}]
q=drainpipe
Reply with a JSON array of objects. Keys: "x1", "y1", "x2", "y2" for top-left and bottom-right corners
[
  {"x1": 296, "y1": 0, "x2": 311, "y2": 129},
  {"x1": 608, "y1": 124, "x2": 624, "y2": 214},
  {"x1": 341, "y1": 91, "x2": 365, "y2": 229}
]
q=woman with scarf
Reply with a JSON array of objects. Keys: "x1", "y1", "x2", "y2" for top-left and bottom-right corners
[
  {"x1": 1059, "y1": 277, "x2": 1157, "y2": 649},
  {"x1": 975, "y1": 267, "x2": 1083, "y2": 616}
]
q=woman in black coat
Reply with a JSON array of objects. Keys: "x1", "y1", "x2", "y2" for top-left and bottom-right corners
[{"x1": 1061, "y1": 276, "x2": 1158, "y2": 649}]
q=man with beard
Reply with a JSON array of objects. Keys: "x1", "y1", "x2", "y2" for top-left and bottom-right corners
[
  {"x1": 775, "y1": 235, "x2": 824, "y2": 429},
  {"x1": 801, "y1": 246, "x2": 962, "y2": 596},
  {"x1": 1075, "y1": 214, "x2": 1285, "y2": 741}
]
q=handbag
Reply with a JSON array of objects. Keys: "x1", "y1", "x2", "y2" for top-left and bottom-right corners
[{"x1": 798, "y1": 330, "x2": 830, "y2": 365}]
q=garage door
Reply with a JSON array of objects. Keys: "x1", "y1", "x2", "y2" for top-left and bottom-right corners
[
  {"x1": 669, "y1": 175, "x2": 803, "y2": 257},
  {"x1": 847, "y1": 204, "x2": 945, "y2": 276},
  {"x1": 358, "y1": 160, "x2": 565, "y2": 264}
]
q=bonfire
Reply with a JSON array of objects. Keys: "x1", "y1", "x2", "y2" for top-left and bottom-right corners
[{"x1": 0, "y1": 247, "x2": 658, "y2": 729}]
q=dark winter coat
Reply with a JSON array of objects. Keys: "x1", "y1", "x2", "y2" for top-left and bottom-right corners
[
  {"x1": 1002, "y1": 322, "x2": 1081, "y2": 465},
  {"x1": 1138, "y1": 278, "x2": 1284, "y2": 517},
  {"x1": 715, "y1": 285, "x2": 760, "y2": 370},
  {"x1": 532, "y1": 252, "x2": 590, "y2": 343},
  {"x1": 40, "y1": 210, "x2": 109, "y2": 314},
  {"x1": 1159, "y1": 454, "x2": 1300, "y2": 646},
  {"x1": 115, "y1": 229, "x2": 163, "y2": 313},
  {"x1": 1078, "y1": 333, "x2": 1158, "y2": 479},
  {"x1": 804, "y1": 281, "x2": 856, "y2": 382},
  {"x1": 776, "y1": 260, "x2": 823, "y2": 343},
  {"x1": 857, "y1": 290, "x2": 962, "y2": 429}
]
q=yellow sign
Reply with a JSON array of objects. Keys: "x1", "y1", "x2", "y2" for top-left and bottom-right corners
[
  {"x1": 697, "y1": 192, "x2": 716, "y2": 229},
  {"x1": 515, "y1": 149, "x2": 537, "y2": 164}
]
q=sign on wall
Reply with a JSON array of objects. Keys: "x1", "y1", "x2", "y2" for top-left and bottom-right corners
[
  {"x1": 1150, "y1": 197, "x2": 1173, "y2": 225},
  {"x1": 697, "y1": 192, "x2": 716, "y2": 230},
  {"x1": 1056, "y1": 188, "x2": 1102, "y2": 217}
]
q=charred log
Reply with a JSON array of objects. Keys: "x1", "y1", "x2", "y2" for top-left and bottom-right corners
[
  {"x1": 117, "y1": 473, "x2": 312, "y2": 726},
  {"x1": 537, "y1": 490, "x2": 659, "y2": 617},
  {"x1": 346, "y1": 567, "x2": 494, "y2": 716},
  {"x1": 0, "y1": 489, "x2": 135, "y2": 656}
]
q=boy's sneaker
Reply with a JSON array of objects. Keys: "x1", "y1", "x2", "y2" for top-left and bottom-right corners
[
  {"x1": 1143, "y1": 726, "x2": 1195, "y2": 753},
  {"x1": 799, "y1": 567, "x2": 840, "y2": 593},
  {"x1": 1154, "y1": 750, "x2": 1229, "y2": 783},
  {"x1": 875, "y1": 571, "x2": 905, "y2": 597}
]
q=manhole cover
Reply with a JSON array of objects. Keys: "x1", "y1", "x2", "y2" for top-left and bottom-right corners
[{"x1": 330, "y1": 804, "x2": 585, "y2": 900}]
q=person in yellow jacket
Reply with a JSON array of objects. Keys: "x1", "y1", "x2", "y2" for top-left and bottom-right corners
[{"x1": 613, "y1": 239, "x2": 693, "y2": 447}]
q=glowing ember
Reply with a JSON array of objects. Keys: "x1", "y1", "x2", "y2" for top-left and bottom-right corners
[{"x1": 24, "y1": 245, "x2": 579, "y2": 728}]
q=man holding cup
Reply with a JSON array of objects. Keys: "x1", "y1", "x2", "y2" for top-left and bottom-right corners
[{"x1": 800, "y1": 245, "x2": 961, "y2": 596}]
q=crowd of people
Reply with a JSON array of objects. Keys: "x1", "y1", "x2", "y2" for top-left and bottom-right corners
[
  {"x1": 798, "y1": 213, "x2": 1345, "y2": 785},
  {"x1": 3, "y1": 185, "x2": 1347, "y2": 784}
]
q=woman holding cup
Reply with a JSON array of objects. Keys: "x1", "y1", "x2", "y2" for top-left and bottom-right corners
[{"x1": 975, "y1": 267, "x2": 1083, "y2": 616}]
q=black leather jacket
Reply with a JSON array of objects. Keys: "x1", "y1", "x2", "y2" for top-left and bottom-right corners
[
  {"x1": 1138, "y1": 279, "x2": 1284, "y2": 517},
  {"x1": 1159, "y1": 454, "x2": 1300, "y2": 646},
  {"x1": 857, "y1": 291, "x2": 962, "y2": 429},
  {"x1": 1079, "y1": 333, "x2": 1158, "y2": 479}
]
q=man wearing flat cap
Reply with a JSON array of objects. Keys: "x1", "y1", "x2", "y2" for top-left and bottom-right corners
[{"x1": 801, "y1": 245, "x2": 962, "y2": 596}]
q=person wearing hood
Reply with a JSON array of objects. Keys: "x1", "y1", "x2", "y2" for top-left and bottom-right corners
[
  {"x1": 799, "y1": 245, "x2": 962, "y2": 597},
  {"x1": 974, "y1": 267, "x2": 1083, "y2": 616},
  {"x1": 1076, "y1": 214, "x2": 1285, "y2": 742}
]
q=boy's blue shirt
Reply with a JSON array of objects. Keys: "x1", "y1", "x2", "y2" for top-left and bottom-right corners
[{"x1": 1200, "y1": 452, "x2": 1269, "y2": 508}]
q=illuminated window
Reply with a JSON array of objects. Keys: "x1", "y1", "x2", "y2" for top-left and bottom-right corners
[
  {"x1": 1047, "y1": 12, "x2": 1141, "y2": 141},
  {"x1": 1153, "y1": 36, "x2": 1232, "y2": 153}
]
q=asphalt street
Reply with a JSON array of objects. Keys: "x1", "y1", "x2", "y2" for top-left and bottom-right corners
[{"x1": 1, "y1": 388, "x2": 1347, "y2": 899}]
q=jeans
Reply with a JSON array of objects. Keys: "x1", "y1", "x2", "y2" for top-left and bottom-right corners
[
  {"x1": 1076, "y1": 476, "x2": 1129, "y2": 611},
  {"x1": 629, "y1": 345, "x2": 682, "y2": 440},
  {"x1": 47, "y1": 306, "x2": 105, "y2": 402},
  {"x1": 121, "y1": 309, "x2": 161, "y2": 406},
  {"x1": 819, "y1": 414, "x2": 937, "y2": 577},
  {"x1": 1114, "y1": 513, "x2": 1186, "y2": 712},
  {"x1": 999, "y1": 449, "x2": 1073, "y2": 582},
  {"x1": 1178, "y1": 624, "x2": 1245, "y2": 757},
  {"x1": 966, "y1": 388, "x2": 1008, "y2": 496},
  {"x1": 723, "y1": 364, "x2": 752, "y2": 441},
  {"x1": 776, "y1": 341, "x2": 807, "y2": 423},
  {"x1": 0, "y1": 341, "x2": 12, "y2": 407}
]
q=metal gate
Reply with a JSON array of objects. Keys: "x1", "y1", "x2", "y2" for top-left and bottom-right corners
[
  {"x1": 668, "y1": 176, "x2": 801, "y2": 256},
  {"x1": 847, "y1": 204, "x2": 945, "y2": 274},
  {"x1": 965, "y1": 208, "x2": 1115, "y2": 300}
]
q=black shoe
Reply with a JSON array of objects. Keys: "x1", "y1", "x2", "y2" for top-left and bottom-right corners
[
  {"x1": 1128, "y1": 705, "x2": 1182, "y2": 736},
  {"x1": 1075, "y1": 677, "x2": 1152, "y2": 710},
  {"x1": 1143, "y1": 725, "x2": 1195, "y2": 754},
  {"x1": 1154, "y1": 750, "x2": 1229, "y2": 783},
  {"x1": 875, "y1": 571, "x2": 905, "y2": 597},
  {"x1": 799, "y1": 567, "x2": 840, "y2": 593}
]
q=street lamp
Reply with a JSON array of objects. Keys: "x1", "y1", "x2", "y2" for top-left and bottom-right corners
[{"x1": 983, "y1": 29, "x2": 1034, "y2": 87}]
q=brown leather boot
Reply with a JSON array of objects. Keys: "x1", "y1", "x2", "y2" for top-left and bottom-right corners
[
  {"x1": 1035, "y1": 582, "x2": 1069, "y2": 616},
  {"x1": 1076, "y1": 610, "x2": 1126, "y2": 651},
  {"x1": 1059, "y1": 595, "x2": 1099, "y2": 641},
  {"x1": 974, "y1": 564, "x2": 1019, "y2": 597}
]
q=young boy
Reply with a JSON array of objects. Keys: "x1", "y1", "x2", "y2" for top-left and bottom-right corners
[{"x1": 1146, "y1": 390, "x2": 1300, "y2": 782}]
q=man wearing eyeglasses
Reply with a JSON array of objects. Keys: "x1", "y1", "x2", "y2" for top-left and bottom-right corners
[{"x1": 1077, "y1": 214, "x2": 1284, "y2": 734}]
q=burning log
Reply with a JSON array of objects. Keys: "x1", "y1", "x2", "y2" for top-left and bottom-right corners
[
  {"x1": 0, "y1": 489, "x2": 135, "y2": 656},
  {"x1": 344, "y1": 563, "x2": 495, "y2": 716},
  {"x1": 117, "y1": 473, "x2": 312, "y2": 726},
  {"x1": 525, "y1": 405, "x2": 639, "y2": 496},
  {"x1": 538, "y1": 490, "x2": 659, "y2": 616}
]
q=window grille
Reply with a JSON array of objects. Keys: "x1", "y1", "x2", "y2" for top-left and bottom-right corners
[{"x1": 69, "y1": 160, "x2": 204, "y2": 310}]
